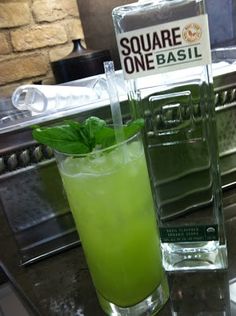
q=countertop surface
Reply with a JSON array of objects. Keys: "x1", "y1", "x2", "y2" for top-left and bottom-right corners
[{"x1": 1, "y1": 187, "x2": 236, "y2": 315}]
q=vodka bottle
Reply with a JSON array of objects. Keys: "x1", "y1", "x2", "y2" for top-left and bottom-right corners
[{"x1": 112, "y1": 0, "x2": 227, "y2": 271}]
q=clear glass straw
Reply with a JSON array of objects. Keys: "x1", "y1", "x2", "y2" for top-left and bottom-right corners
[
  {"x1": 104, "y1": 61, "x2": 126, "y2": 144},
  {"x1": 104, "y1": 61, "x2": 128, "y2": 162}
]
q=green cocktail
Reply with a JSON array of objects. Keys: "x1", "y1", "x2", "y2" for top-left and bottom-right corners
[{"x1": 54, "y1": 132, "x2": 169, "y2": 315}]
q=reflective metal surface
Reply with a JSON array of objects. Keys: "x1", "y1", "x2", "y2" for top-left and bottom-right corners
[{"x1": 0, "y1": 66, "x2": 236, "y2": 266}]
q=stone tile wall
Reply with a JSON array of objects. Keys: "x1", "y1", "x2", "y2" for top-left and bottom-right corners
[{"x1": 0, "y1": 0, "x2": 84, "y2": 97}]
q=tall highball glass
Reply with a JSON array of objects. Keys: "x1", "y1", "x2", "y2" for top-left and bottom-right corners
[{"x1": 54, "y1": 132, "x2": 169, "y2": 316}]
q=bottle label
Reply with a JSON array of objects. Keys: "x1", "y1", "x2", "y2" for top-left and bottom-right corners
[
  {"x1": 116, "y1": 14, "x2": 211, "y2": 80},
  {"x1": 159, "y1": 225, "x2": 219, "y2": 243}
]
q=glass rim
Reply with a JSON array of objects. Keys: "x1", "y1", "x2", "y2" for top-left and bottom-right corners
[{"x1": 54, "y1": 131, "x2": 141, "y2": 158}]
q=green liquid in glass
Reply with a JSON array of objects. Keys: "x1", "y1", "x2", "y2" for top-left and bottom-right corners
[{"x1": 60, "y1": 141, "x2": 164, "y2": 307}]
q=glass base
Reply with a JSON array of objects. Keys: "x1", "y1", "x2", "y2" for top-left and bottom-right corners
[
  {"x1": 162, "y1": 241, "x2": 228, "y2": 271},
  {"x1": 97, "y1": 278, "x2": 169, "y2": 316}
]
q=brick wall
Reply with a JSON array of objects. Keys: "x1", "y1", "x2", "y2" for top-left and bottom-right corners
[{"x1": 0, "y1": 0, "x2": 84, "y2": 97}]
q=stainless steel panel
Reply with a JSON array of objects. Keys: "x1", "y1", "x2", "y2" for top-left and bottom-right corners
[{"x1": 0, "y1": 71, "x2": 236, "y2": 265}]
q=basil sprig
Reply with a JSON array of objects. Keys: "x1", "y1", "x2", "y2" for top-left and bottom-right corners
[{"x1": 32, "y1": 116, "x2": 144, "y2": 154}]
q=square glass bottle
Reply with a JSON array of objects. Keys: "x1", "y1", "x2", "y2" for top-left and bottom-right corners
[{"x1": 112, "y1": 0, "x2": 228, "y2": 271}]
